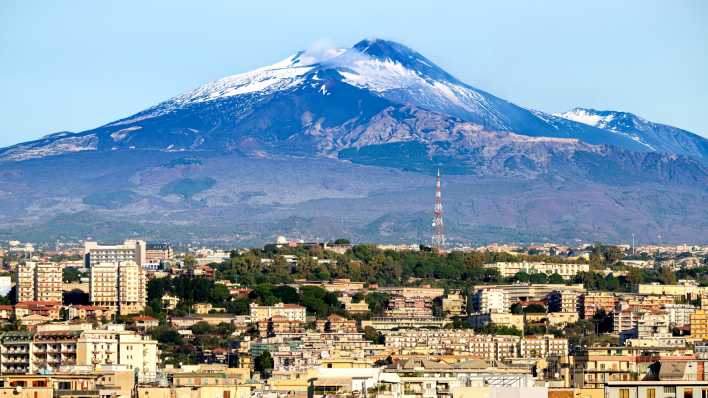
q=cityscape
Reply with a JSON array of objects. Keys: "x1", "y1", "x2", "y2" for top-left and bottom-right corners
[
  {"x1": 0, "y1": 237, "x2": 707, "y2": 398},
  {"x1": 1, "y1": 2, "x2": 707, "y2": 398}
]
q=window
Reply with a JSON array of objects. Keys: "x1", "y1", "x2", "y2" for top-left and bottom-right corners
[
  {"x1": 685, "y1": 389, "x2": 693, "y2": 398},
  {"x1": 620, "y1": 389, "x2": 630, "y2": 398},
  {"x1": 648, "y1": 389, "x2": 656, "y2": 398},
  {"x1": 665, "y1": 387, "x2": 677, "y2": 394}
]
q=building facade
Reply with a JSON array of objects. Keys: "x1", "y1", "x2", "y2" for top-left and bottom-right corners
[
  {"x1": 15, "y1": 262, "x2": 62, "y2": 303},
  {"x1": 89, "y1": 262, "x2": 146, "y2": 315}
]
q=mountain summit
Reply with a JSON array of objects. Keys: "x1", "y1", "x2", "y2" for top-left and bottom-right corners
[{"x1": 0, "y1": 38, "x2": 706, "y2": 244}]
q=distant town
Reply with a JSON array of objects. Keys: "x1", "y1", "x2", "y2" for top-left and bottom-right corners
[{"x1": 0, "y1": 237, "x2": 707, "y2": 398}]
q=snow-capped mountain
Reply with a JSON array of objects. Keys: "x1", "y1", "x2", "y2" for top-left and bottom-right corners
[
  {"x1": 556, "y1": 108, "x2": 708, "y2": 162},
  {"x1": 3, "y1": 38, "x2": 691, "y2": 162},
  {"x1": 0, "y1": 38, "x2": 706, "y2": 245}
]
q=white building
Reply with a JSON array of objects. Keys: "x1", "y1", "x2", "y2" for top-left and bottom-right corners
[
  {"x1": 474, "y1": 288, "x2": 509, "y2": 314},
  {"x1": 662, "y1": 303, "x2": 696, "y2": 328},
  {"x1": 0, "y1": 276, "x2": 11, "y2": 297},
  {"x1": 84, "y1": 240, "x2": 146, "y2": 267}
]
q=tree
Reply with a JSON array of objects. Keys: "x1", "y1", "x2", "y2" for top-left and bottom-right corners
[
  {"x1": 513, "y1": 271, "x2": 530, "y2": 283},
  {"x1": 593, "y1": 309, "x2": 614, "y2": 334},
  {"x1": 510, "y1": 303, "x2": 523, "y2": 314},
  {"x1": 548, "y1": 273, "x2": 564, "y2": 284},
  {"x1": 254, "y1": 351, "x2": 274, "y2": 378},
  {"x1": 191, "y1": 321, "x2": 214, "y2": 335},
  {"x1": 524, "y1": 303, "x2": 547, "y2": 313},
  {"x1": 334, "y1": 239, "x2": 351, "y2": 245},
  {"x1": 362, "y1": 326, "x2": 384, "y2": 343},
  {"x1": 62, "y1": 267, "x2": 81, "y2": 283},
  {"x1": 63, "y1": 289, "x2": 89, "y2": 305}
]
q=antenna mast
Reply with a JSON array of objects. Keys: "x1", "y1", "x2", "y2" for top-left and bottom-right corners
[{"x1": 432, "y1": 168, "x2": 445, "y2": 251}]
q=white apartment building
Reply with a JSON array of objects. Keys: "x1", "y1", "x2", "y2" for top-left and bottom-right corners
[
  {"x1": 15, "y1": 261, "x2": 63, "y2": 303},
  {"x1": 485, "y1": 261, "x2": 589, "y2": 279},
  {"x1": 474, "y1": 288, "x2": 509, "y2": 313},
  {"x1": 662, "y1": 303, "x2": 696, "y2": 328},
  {"x1": 249, "y1": 302, "x2": 307, "y2": 322},
  {"x1": 84, "y1": 240, "x2": 146, "y2": 267},
  {"x1": 636, "y1": 311, "x2": 671, "y2": 339},
  {"x1": 89, "y1": 261, "x2": 146, "y2": 315}
]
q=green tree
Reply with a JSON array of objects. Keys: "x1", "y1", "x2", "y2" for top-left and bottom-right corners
[
  {"x1": 524, "y1": 303, "x2": 547, "y2": 313},
  {"x1": 62, "y1": 267, "x2": 81, "y2": 283},
  {"x1": 548, "y1": 273, "x2": 564, "y2": 284},
  {"x1": 254, "y1": 351, "x2": 274, "y2": 378}
]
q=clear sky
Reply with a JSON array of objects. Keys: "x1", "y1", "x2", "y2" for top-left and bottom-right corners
[{"x1": 1, "y1": 1, "x2": 707, "y2": 147}]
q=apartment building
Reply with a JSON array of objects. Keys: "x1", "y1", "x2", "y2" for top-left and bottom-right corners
[
  {"x1": 637, "y1": 281, "x2": 707, "y2": 298},
  {"x1": 441, "y1": 291, "x2": 467, "y2": 316},
  {"x1": 89, "y1": 261, "x2": 146, "y2": 315},
  {"x1": 548, "y1": 289, "x2": 583, "y2": 313},
  {"x1": 485, "y1": 261, "x2": 589, "y2": 279},
  {"x1": 519, "y1": 335, "x2": 569, "y2": 359},
  {"x1": 0, "y1": 325, "x2": 157, "y2": 381},
  {"x1": 690, "y1": 309, "x2": 708, "y2": 340},
  {"x1": 15, "y1": 262, "x2": 62, "y2": 303},
  {"x1": 662, "y1": 303, "x2": 697, "y2": 328},
  {"x1": 384, "y1": 295, "x2": 433, "y2": 318},
  {"x1": 84, "y1": 240, "x2": 146, "y2": 267},
  {"x1": 473, "y1": 284, "x2": 585, "y2": 304},
  {"x1": 145, "y1": 242, "x2": 172, "y2": 264},
  {"x1": 605, "y1": 381, "x2": 708, "y2": 398},
  {"x1": 584, "y1": 292, "x2": 617, "y2": 318},
  {"x1": 474, "y1": 288, "x2": 510, "y2": 313},
  {"x1": 249, "y1": 302, "x2": 307, "y2": 323}
]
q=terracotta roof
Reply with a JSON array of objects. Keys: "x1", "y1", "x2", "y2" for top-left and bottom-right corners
[{"x1": 133, "y1": 315, "x2": 158, "y2": 321}]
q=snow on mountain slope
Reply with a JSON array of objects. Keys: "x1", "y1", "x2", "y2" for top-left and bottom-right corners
[
  {"x1": 2, "y1": 38, "x2": 702, "y2": 162},
  {"x1": 556, "y1": 108, "x2": 708, "y2": 162}
]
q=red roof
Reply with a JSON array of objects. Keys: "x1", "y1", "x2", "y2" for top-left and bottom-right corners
[{"x1": 133, "y1": 315, "x2": 158, "y2": 321}]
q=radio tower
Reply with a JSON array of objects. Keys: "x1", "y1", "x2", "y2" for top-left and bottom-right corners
[{"x1": 432, "y1": 168, "x2": 445, "y2": 251}]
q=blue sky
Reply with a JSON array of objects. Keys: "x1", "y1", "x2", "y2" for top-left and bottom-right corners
[{"x1": 1, "y1": 1, "x2": 707, "y2": 147}]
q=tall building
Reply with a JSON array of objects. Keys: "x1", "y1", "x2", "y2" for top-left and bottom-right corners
[
  {"x1": 84, "y1": 240, "x2": 146, "y2": 267},
  {"x1": 690, "y1": 309, "x2": 708, "y2": 340},
  {"x1": 474, "y1": 288, "x2": 510, "y2": 314},
  {"x1": 15, "y1": 261, "x2": 62, "y2": 303},
  {"x1": 89, "y1": 261, "x2": 146, "y2": 315}
]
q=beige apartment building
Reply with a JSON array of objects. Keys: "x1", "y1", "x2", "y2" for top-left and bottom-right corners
[
  {"x1": 0, "y1": 324, "x2": 157, "y2": 381},
  {"x1": 76, "y1": 324, "x2": 158, "y2": 382},
  {"x1": 15, "y1": 261, "x2": 63, "y2": 303},
  {"x1": 249, "y1": 302, "x2": 307, "y2": 322},
  {"x1": 484, "y1": 261, "x2": 589, "y2": 279},
  {"x1": 89, "y1": 261, "x2": 146, "y2": 315}
]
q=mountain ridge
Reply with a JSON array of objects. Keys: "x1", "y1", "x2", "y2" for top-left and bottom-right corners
[{"x1": 0, "y1": 38, "x2": 706, "y2": 245}]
